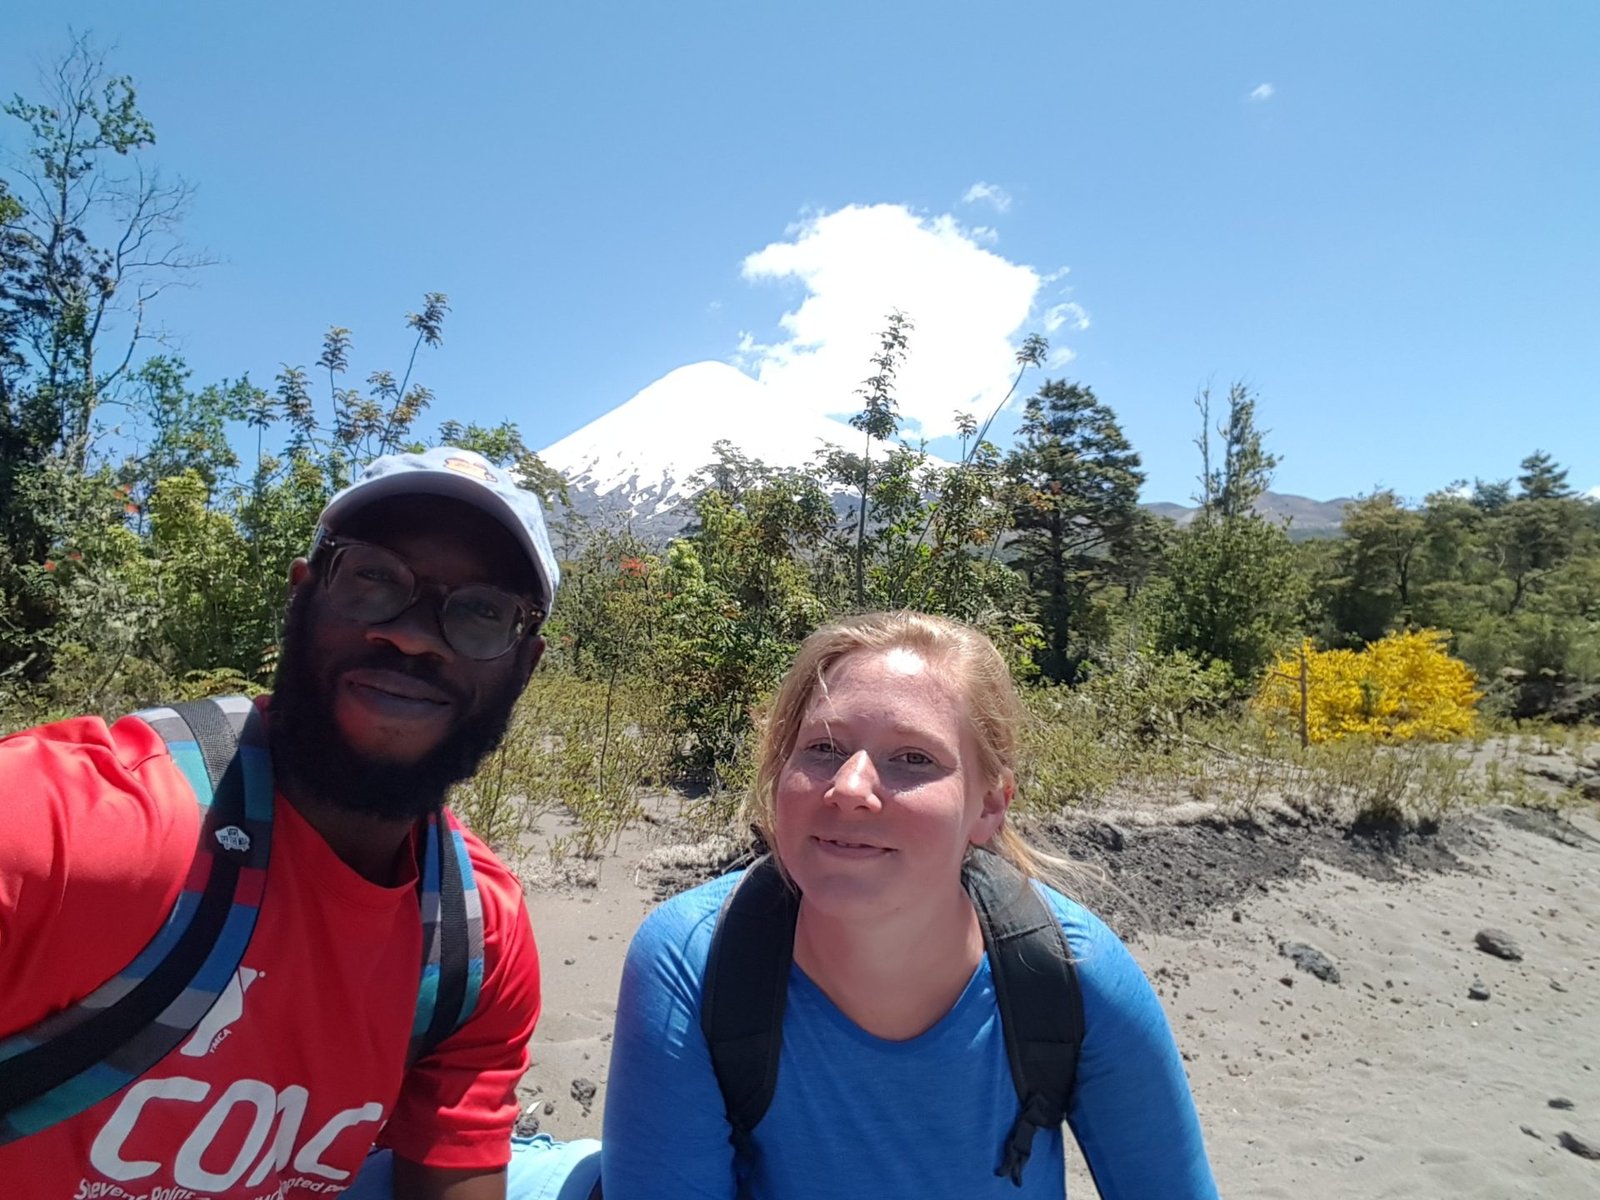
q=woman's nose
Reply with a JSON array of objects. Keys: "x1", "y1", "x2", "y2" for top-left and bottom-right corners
[{"x1": 827, "y1": 749, "x2": 882, "y2": 810}]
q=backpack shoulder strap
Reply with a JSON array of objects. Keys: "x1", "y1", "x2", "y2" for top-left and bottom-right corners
[
  {"x1": 0, "y1": 696, "x2": 273, "y2": 1146},
  {"x1": 961, "y1": 849, "x2": 1084, "y2": 1186},
  {"x1": 699, "y1": 855, "x2": 797, "y2": 1156},
  {"x1": 409, "y1": 807, "x2": 485, "y2": 1063}
]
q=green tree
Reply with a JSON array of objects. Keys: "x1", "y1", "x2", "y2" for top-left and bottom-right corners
[
  {"x1": 1325, "y1": 489, "x2": 1428, "y2": 643},
  {"x1": 1194, "y1": 381, "x2": 1276, "y2": 519},
  {"x1": 662, "y1": 470, "x2": 828, "y2": 777},
  {"x1": 1517, "y1": 450, "x2": 1573, "y2": 501},
  {"x1": 1005, "y1": 380, "x2": 1144, "y2": 682},
  {"x1": 844, "y1": 311, "x2": 912, "y2": 606},
  {"x1": 1150, "y1": 382, "x2": 1304, "y2": 684},
  {"x1": 0, "y1": 39, "x2": 208, "y2": 679},
  {"x1": 1490, "y1": 494, "x2": 1585, "y2": 613},
  {"x1": 2, "y1": 37, "x2": 208, "y2": 473}
]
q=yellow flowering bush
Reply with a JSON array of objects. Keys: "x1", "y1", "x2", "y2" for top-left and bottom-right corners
[{"x1": 1255, "y1": 630, "x2": 1482, "y2": 743}]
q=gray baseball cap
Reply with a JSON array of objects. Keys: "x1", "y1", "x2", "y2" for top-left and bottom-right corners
[{"x1": 314, "y1": 446, "x2": 560, "y2": 603}]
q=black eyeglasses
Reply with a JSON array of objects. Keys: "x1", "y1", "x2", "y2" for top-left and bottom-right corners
[{"x1": 317, "y1": 537, "x2": 547, "y2": 660}]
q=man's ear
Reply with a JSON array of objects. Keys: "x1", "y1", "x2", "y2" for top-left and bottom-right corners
[
  {"x1": 288, "y1": 556, "x2": 311, "y2": 590},
  {"x1": 516, "y1": 634, "x2": 546, "y2": 687}
]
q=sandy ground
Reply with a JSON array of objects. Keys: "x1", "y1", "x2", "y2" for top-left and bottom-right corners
[{"x1": 513, "y1": 796, "x2": 1600, "y2": 1197}]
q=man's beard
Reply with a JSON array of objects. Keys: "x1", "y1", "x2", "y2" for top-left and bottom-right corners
[{"x1": 268, "y1": 588, "x2": 521, "y2": 822}]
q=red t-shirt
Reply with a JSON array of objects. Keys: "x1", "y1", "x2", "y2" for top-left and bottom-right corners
[{"x1": 0, "y1": 706, "x2": 542, "y2": 1198}]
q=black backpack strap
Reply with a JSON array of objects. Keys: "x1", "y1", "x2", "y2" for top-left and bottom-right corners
[
  {"x1": 962, "y1": 850, "x2": 1084, "y2": 1187},
  {"x1": 0, "y1": 696, "x2": 273, "y2": 1146},
  {"x1": 699, "y1": 855, "x2": 798, "y2": 1160}
]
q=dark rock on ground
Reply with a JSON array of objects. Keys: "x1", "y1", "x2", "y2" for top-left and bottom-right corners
[
  {"x1": 571, "y1": 1077, "x2": 598, "y2": 1110},
  {"x1": 1279, "y1": 941, "x2": 1341, "y2": 984},
  {"x1": 1475, "y1": 928, "x2": 1523, "y2": 961},
  {"x1": 1550, "y1": 1097, "x2": 1576, "y2": 1110},
  {"x1": 1557, "y1": 1130, "x2": 1600, "y2": 1160},
  {"x1": 1085, "y1": 821, "x2": 1129, "y2": 851},
  {"x1": 1468, "y1": 979, "x2": 1490, "y2": 1001}
]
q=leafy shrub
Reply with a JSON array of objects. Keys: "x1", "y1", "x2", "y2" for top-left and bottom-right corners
[
  {"x1": 1016, "y1": 649, "x2": 1229, "y2": 810},
  {"x1": 1255, "y1": 630, "x2": 1482, "y2": 743},
  {"x1": 1280, "y1": 736, "x2": 1475, "y2": 825},
  {"x1": 451, "y1": 672, "x2": 674, "y2": 860}
]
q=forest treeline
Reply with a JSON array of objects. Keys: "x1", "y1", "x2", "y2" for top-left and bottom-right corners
[{"x1": 4, "y1": 42, "x2": 1597, "y2": 796}]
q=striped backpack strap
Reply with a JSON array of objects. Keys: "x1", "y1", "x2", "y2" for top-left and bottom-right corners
[
  {"x1": 409, "y1": 807, "x2": 485, "y2": 1063},
  {"x1": 0, "y1": 696, "x2": 273, "y2": 1146}
]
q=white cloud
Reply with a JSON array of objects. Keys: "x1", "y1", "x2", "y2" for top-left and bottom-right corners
[
  {"x1": 1586, "y1": 484, "x2": 1600, "y2": 500},
  {"x1": 738, "y1": 203, "x2": 1043, "y2": 440},
  {"x1": 969, "y1": 225, "x2": 999, "y2": 245},
  {"x1": 1249, "y1": 83, "x2": 1275, "y2": 102},
  {"x1": 961, "y1": 182, "x2": 1012, "y2": 213},
  {"x1": 1043, "y1": 302, "x2": 1090, "y2": 334},
  {"x1": 1047, "y1": 346, "x2": 1077, "y2": 369}
]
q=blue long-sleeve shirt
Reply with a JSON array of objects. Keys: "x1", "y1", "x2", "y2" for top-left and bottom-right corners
[{"x1": 602, "y1": 870, "x2": 1220, "y2": 1199}]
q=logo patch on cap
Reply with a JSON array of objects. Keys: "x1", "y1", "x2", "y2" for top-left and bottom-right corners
[{"x1": 444, "y1": 456, "x2": 498, "y2": 483}]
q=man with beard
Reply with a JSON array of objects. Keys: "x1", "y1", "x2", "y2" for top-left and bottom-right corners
[{"x1": 0, "y1": 448, "x2": 597, "y2": 1199}]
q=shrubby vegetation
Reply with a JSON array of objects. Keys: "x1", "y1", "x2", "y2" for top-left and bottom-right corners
[
  {"x1": 3, "y1": 43, "x2": 1596, "y2": 850},
  {"x1": 1256, "y1": 631, "x2": 1483, "y2": 745}
]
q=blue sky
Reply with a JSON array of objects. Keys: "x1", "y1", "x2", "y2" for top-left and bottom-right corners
[{"x1": 4, "y1": 1, "x2": 1597, "y2": 503}]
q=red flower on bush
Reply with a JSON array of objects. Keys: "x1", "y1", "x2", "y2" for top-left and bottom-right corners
[
  {"x1": 619, "y1": 556, "x2": 647, "y2": 578},
  {"x1": 43, "y1": 560, "x2": 57, "y2": 572}
]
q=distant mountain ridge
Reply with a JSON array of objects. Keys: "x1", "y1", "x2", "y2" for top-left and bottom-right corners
[
  {"x1": 538, "y1": 361, "x2": 1352, "y2": 541},
  {"x1": 1144, "y1": 492, "x2": 1353, "y2": 537}
]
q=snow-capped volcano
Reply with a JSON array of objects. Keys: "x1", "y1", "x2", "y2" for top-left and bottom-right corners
[
  {"x1": 538, "y1": 361, "x2": 865, "y2": 529},
  {"x1": 537, "y1": 359, "x2": 1354, "y2": 545}
]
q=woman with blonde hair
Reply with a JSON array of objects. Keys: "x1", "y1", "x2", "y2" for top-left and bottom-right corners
[{"x1": 601, "y1": 611, "x2": 1218, "y2": 1198}]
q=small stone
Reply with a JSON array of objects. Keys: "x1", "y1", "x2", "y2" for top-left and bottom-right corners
[
  {"x1": 571, "y1": 1077, "x2": 598, "y2": 1110},
  {"x1": 563, "y1": 957, "x2": 575, "y2": 966},
  {"x1": 1279, "y1": 975, "x2": 1295, "y2": 988},
  {"x1": 1521, "y1": 1125, "x2": 1540, "y2": 1139},
  {"x1": 1550, "y1": 1098, "x2": 1576, "y2": 1111},
  {"x1": 1552, "y1": 980, "x2": 1569, "y2": 993},
  {"x1": 1468, "y1": 979, "x2": 1491, "y2": 1002},
  {"x1": 514, "y1": 1104, "x2": 541, "y2": 1138},
  {"x1": 1474, "y1": 928, "x2": 1523, "y2": 961},
  {"x1": 1232, "y1": 910, "x2": 1243, "y2": 923},
  {"x1": 1279, "y1": 941, "x2": 1341, "y2": 984},
  {"x1": 1557, "y1": 1131, "x2": 1600, "y2": 1160},
  {"x1": 543, "y1": 1100, "x2": 556, "y2": 1115}
]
